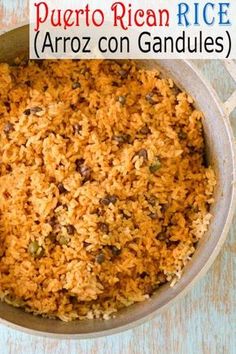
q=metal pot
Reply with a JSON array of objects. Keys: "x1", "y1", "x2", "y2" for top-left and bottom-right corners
[{"x1": 0, "y1": 25, "x2": 235, "y2": 339}]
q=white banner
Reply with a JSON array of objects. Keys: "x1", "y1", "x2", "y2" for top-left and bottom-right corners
[{"x1": 30, "y1": 0, "x2": 236, "y2": 59}]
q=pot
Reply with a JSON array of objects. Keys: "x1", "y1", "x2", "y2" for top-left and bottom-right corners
[{"x1": 0, "y1": 25, "x2": 235, "y2": 339}]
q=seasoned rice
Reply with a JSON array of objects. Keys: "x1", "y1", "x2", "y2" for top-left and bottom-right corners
[{"x1": 0, "y1": 59, "x2": 216, "y2": 321}]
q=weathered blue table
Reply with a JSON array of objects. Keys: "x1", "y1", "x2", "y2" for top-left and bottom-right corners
[{"x1": 0, "y1": 2, "x2": 235, "y2": 353}]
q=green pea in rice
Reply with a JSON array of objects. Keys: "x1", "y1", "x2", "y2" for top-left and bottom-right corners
[{"x1": 0, "y1": 59, "x2": 216, "y2": 321}]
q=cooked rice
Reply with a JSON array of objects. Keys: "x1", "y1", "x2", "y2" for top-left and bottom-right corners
[{"x1": 0, "y1": 59, "x2": 216, "y2": 321}]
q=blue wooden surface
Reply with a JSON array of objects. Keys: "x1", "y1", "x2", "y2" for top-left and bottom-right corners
[{"x1": 0, "y1": 3, "x2": 235, "y2": 353}]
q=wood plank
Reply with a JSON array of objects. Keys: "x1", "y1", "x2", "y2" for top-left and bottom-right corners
[{"x1": 0, "y1": 1, "x2": 28, "y2": 31}]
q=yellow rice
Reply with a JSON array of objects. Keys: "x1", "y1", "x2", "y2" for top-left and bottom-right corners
[{"x1": 0, "y1": 59, "x2": 216, "y2": 321}]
